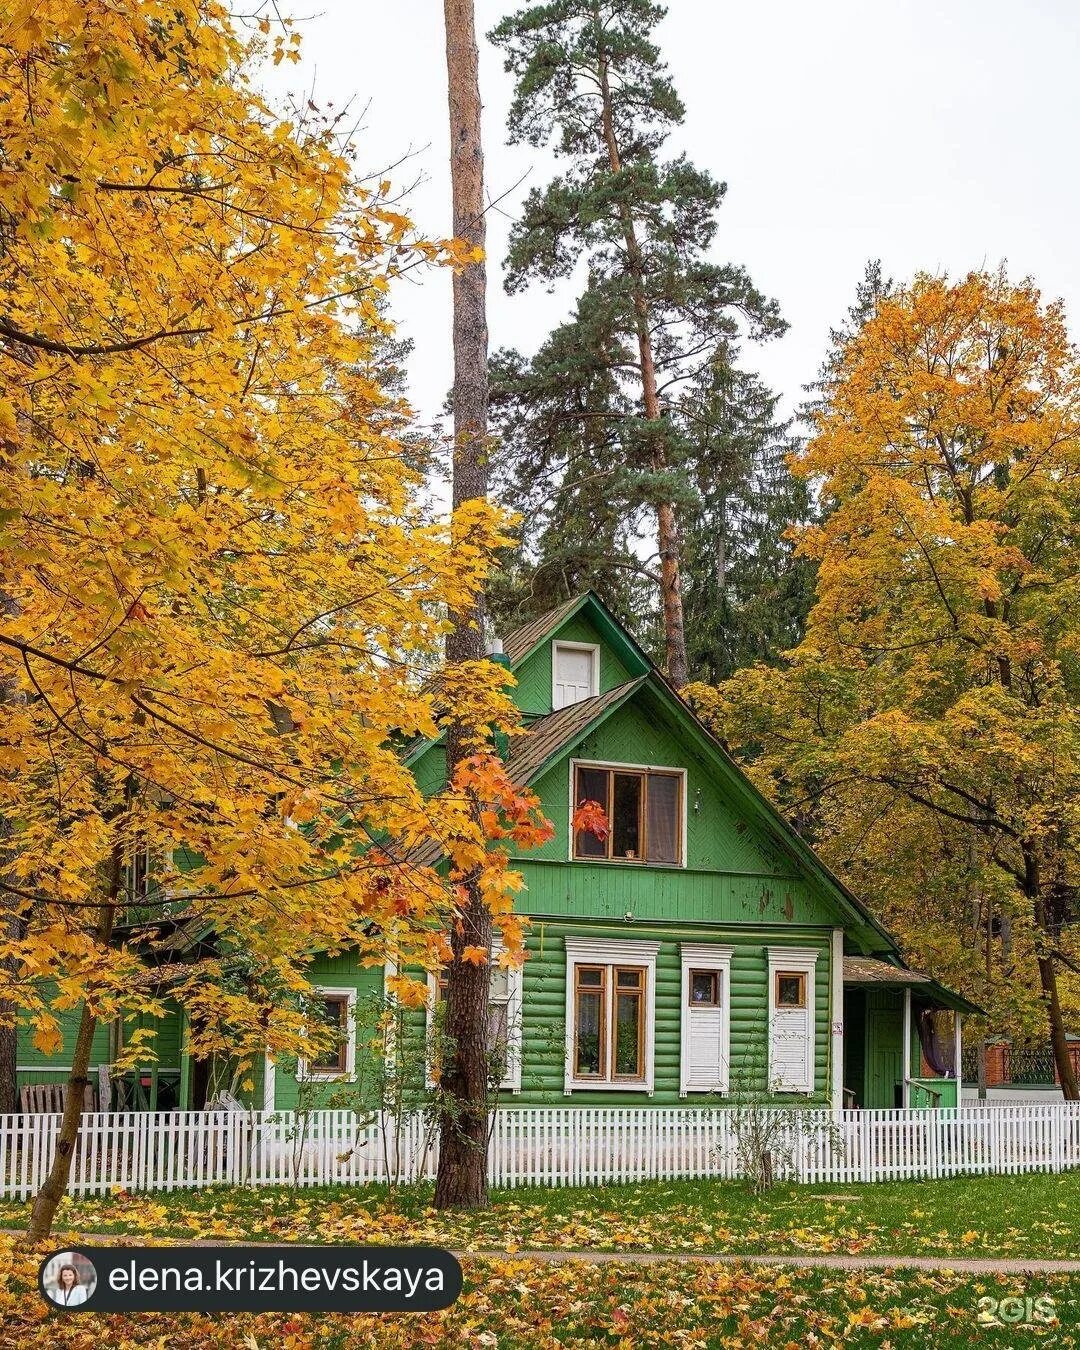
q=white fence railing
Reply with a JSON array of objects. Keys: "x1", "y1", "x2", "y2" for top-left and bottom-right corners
[{"x1": 2, "y1": 1104, "x2": 1079, "y2": 1200}]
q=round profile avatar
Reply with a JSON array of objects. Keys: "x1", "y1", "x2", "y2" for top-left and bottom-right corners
[{"x1": 42, "y1": 1251, "x2": 97, "y2": 1308}]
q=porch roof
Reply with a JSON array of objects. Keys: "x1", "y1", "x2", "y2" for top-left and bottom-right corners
[{"x1": 843, "y1": 956, "x2": 982, "y2": 1014}]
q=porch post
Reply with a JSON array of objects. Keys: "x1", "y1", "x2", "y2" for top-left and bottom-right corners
[
  {"x1": 901, "y1": 987, "x2": 912, "y2": 1108},
  {"x1": 262, "y1": 1052, "x2": 276, "y2": 1113},
  {"x1": 177, "y1": 1006, "x2": 191, "y2": 1111},
  {"x1": 953, "y1": 1012, "x2": 963, "y2": 1101},
  {"x1": 830, "y1": 928, "x2": 844, "y2": 1110}
]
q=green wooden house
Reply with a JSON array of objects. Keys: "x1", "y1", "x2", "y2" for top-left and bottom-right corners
[{"x1": 18, "y1": 593, "x2": 975, "y2": 1114}]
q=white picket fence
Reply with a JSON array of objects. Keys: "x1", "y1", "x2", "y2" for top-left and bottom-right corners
[{"x1": 2, "y1": 1104, "x2": 1079, "y2": 1200}]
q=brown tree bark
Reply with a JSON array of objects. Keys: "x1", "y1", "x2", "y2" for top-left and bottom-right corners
[
  {"x1": 1037, "y1": 953, "x2": 1078, "y2": 1100},
  {"x1": 1026, "y1": 846, "x2": 1078, "y2": 1100},
  {"x1": 0, "y1": 904, "x2": 22, "y2": 1115},
  {"x1": 26, "y1": 816, "x2": 123, "y2": 1241},
  {"x1": 0, "y1": 584, "x2": 24, "y2": 1116},
  {"x1": 594, "y1": 4, "x2": 688, "y2": 689},
  {"x1": 434, "y1": 0, "x2": 493, "y2": 1211}
]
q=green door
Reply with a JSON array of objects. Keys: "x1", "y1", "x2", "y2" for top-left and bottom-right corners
[{"x1": 867, "y1": 1007, "x2": 902, "y2": 1108}]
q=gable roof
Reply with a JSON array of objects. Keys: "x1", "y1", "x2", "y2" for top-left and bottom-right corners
[
  {"x1": 503, "y1": 678, "x2": 646, "y2": 784},
  {"x1": 406, "y1": 679, "x2": 645, "y2": 868},
  {"x1": 501, "y1": 591, "x2": 653, "y2": 680},
  {"x1": 503, "y1": 596, "x2": 584, "y2": 665},
  {"x1": 406, "y1": 592, "x2": 903, "y2": 956}
]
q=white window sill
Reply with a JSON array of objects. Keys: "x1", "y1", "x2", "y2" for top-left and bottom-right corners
[{"x1": 567, "y1": 1079, "x2": 652, "y2": 1093}]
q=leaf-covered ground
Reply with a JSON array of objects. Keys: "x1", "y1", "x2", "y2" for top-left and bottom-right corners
[
  {"x1": 1, "y1": 1235, "x2": 1077, "y2": 1348},
  {"x1": 2, "y1": 1171, "x2": 1076, "y2": 1259}
]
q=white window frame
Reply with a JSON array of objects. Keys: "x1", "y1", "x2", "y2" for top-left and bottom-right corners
[
  {"x1": 564, "y1": 936, "x2": 660, "y2": 1094},
  {"x1": 297, "y1": 984, "x2": 357, "y2": 1081},
  {"x1": 552, "y1": 641, "x2": 600, "y2": 710},
  {"x1": 426, "y1": 937, "x2": 523, "y2": 1093},
  {"x1": 679, "y1": 943, "x2": 734, "y2": 1096},
  {"x1": 568, "y1": 759, "x2": 688, "y2": 868},
  {"x1": 766, "y1": 946, "x2": 819, "y2": 1094}
]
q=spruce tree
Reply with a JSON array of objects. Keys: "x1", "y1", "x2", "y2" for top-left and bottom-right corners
[
  {"x1": 678, "y1": 353, "x2": 814, "y2": 682},
  {"x1": 489, "y1": 0, "x2": 784, "y2": 685}
]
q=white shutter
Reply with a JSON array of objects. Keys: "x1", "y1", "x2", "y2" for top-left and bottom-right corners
[
  {"x1": 770, "y1": 1006, "x2": 811, "y2": 1091},
  {"x1": 553, "y1": 644, "x2": 596, "y2": 709},
  {"x1": 685, "y1": 1004, "x2": 725, "y2": 1090},
  {"x1": 679, "y1": 945, "x2": 733, "y2": 1096},
  {"x1": 766, "y1": 947, "x2": 818, "y2": 1094}
]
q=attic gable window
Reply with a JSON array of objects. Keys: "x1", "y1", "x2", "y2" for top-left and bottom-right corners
[
  {"x1": 572, "y1": 761, "x2": 685, "y2": 866},
  {"x1": 552, "y1": 641, "x2": 599, "y2": 710}
]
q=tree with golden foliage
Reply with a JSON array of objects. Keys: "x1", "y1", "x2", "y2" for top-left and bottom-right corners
[
  {"x1": 0, "y1": 0, "x2": 549, "y2": 1238},
  {"x1": 689, "y1": 271, "x2": 1079, "y2": 1095}
]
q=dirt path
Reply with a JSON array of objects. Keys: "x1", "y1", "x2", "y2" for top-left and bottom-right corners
[
  {"x1": 462, "y1": 1249, "x2": 1080, "y2": 1274},
  {"x1": 5, "y1": 1231, "x2": 1079, "y2": 1274}
]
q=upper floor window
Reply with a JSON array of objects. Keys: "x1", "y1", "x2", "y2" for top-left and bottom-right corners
[
  {"x1": 552, "y1": 642, "x2": 599, "y2": 710},
  {"x1": 573, "y1": 762, "x2": 684, "y2": 865}
]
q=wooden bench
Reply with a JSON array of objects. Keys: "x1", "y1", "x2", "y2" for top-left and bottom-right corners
[{"x1": 19, "y1": 1082, "x2": 98, "y2": 1114}]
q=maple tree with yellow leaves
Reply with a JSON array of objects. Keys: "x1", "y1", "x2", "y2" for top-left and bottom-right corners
[
  {"x1": 689, "y1": 271, "x2": 1080, "y2": 1094},
  {"x1": 0, "y1": 0, "x2": 550, "y2": 1238}
]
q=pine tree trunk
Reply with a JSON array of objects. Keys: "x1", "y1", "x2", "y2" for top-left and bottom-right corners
[
  {"x1": 434, "y1": 0, "x2": 492, "y2": 1211},
  {"x1": 594, "y1": 4, "x2": 688, "y2": 689}
]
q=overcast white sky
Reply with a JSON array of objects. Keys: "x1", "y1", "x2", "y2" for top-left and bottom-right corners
[{"x1": 263, "y1": 0, "x2": 1080, "y2": 431}]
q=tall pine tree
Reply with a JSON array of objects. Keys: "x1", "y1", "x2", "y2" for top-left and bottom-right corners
[{"x1": 488, "y1": 0, "x2": 785, "y2": 685}]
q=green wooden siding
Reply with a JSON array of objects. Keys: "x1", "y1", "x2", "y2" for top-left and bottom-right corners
[
  {"x1": 16, "y1": 995, "x2": 184, "y2": 1094},
  {"x1": 265, "y1": 951, "x2": 385, "y2": 1112},
  {"x1": 383, "y1": 919, "x2": 835, "y2": 1108},
  {"x1": 512, "y1": 612, "x2": 634, "y2": 717},
  {"x1": 844, "y1": 988, "x2": 932, "y2": 1109},
  {"x1": 514, "y1": 862, "x2": 834, "y2": 929}
]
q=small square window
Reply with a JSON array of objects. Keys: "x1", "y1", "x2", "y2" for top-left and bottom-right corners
[
  {"x1": 689, "y1": 970, "x2": 719, "y2": 1006},
  {"x1": 776, "y1": 972, "x2": 806, "y2": 1009}
]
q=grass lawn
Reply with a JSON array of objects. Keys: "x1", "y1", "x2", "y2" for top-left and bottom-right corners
[
  {"x1": 0, "y1": 1241, "x2": 1076, "y2": 1347},
  {"x1": 3, "y1": 1176, "x2": 1079, "y2": 1345},
  {"x1": 2, "y1": 1170, "x2": 1077, "y2": 1260}
]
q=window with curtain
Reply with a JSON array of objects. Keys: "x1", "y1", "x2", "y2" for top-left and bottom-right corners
[{"x1": 573, "y1": 764, "x2": 683, "y2": 864}]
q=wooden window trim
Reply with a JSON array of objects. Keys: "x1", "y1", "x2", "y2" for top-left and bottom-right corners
[
  {"x1": 611, "y1": 964, "x2": 646, "y2": 1080},
  {"x1": 564, "y1": 938, "x2": 659, "y2": 1094},
  {"x1": 574, "y1": 964, "x2": 607, "y2": 1079},
  {"x1": 688, "y1": 969, "x2": 720, "y2": 1007},
  {"x1": 572, "y1": 763, "x2": 684, "y2": 866},
  {"x1": 552, "y1": 641, "x2": 600, "y2": 710},
  {"x1": 679, "y1": 943, "x2": 734, "y2": 1097},
  {"x1": 301, "y1": 988, "x2": 356, "y2": 1079},
  {"x1": 775, "y1": 970, "x2": 807, "y2": 1009},
  {"x1": 766, "y1": 947, "x2": 819, "y2": 1095}
]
